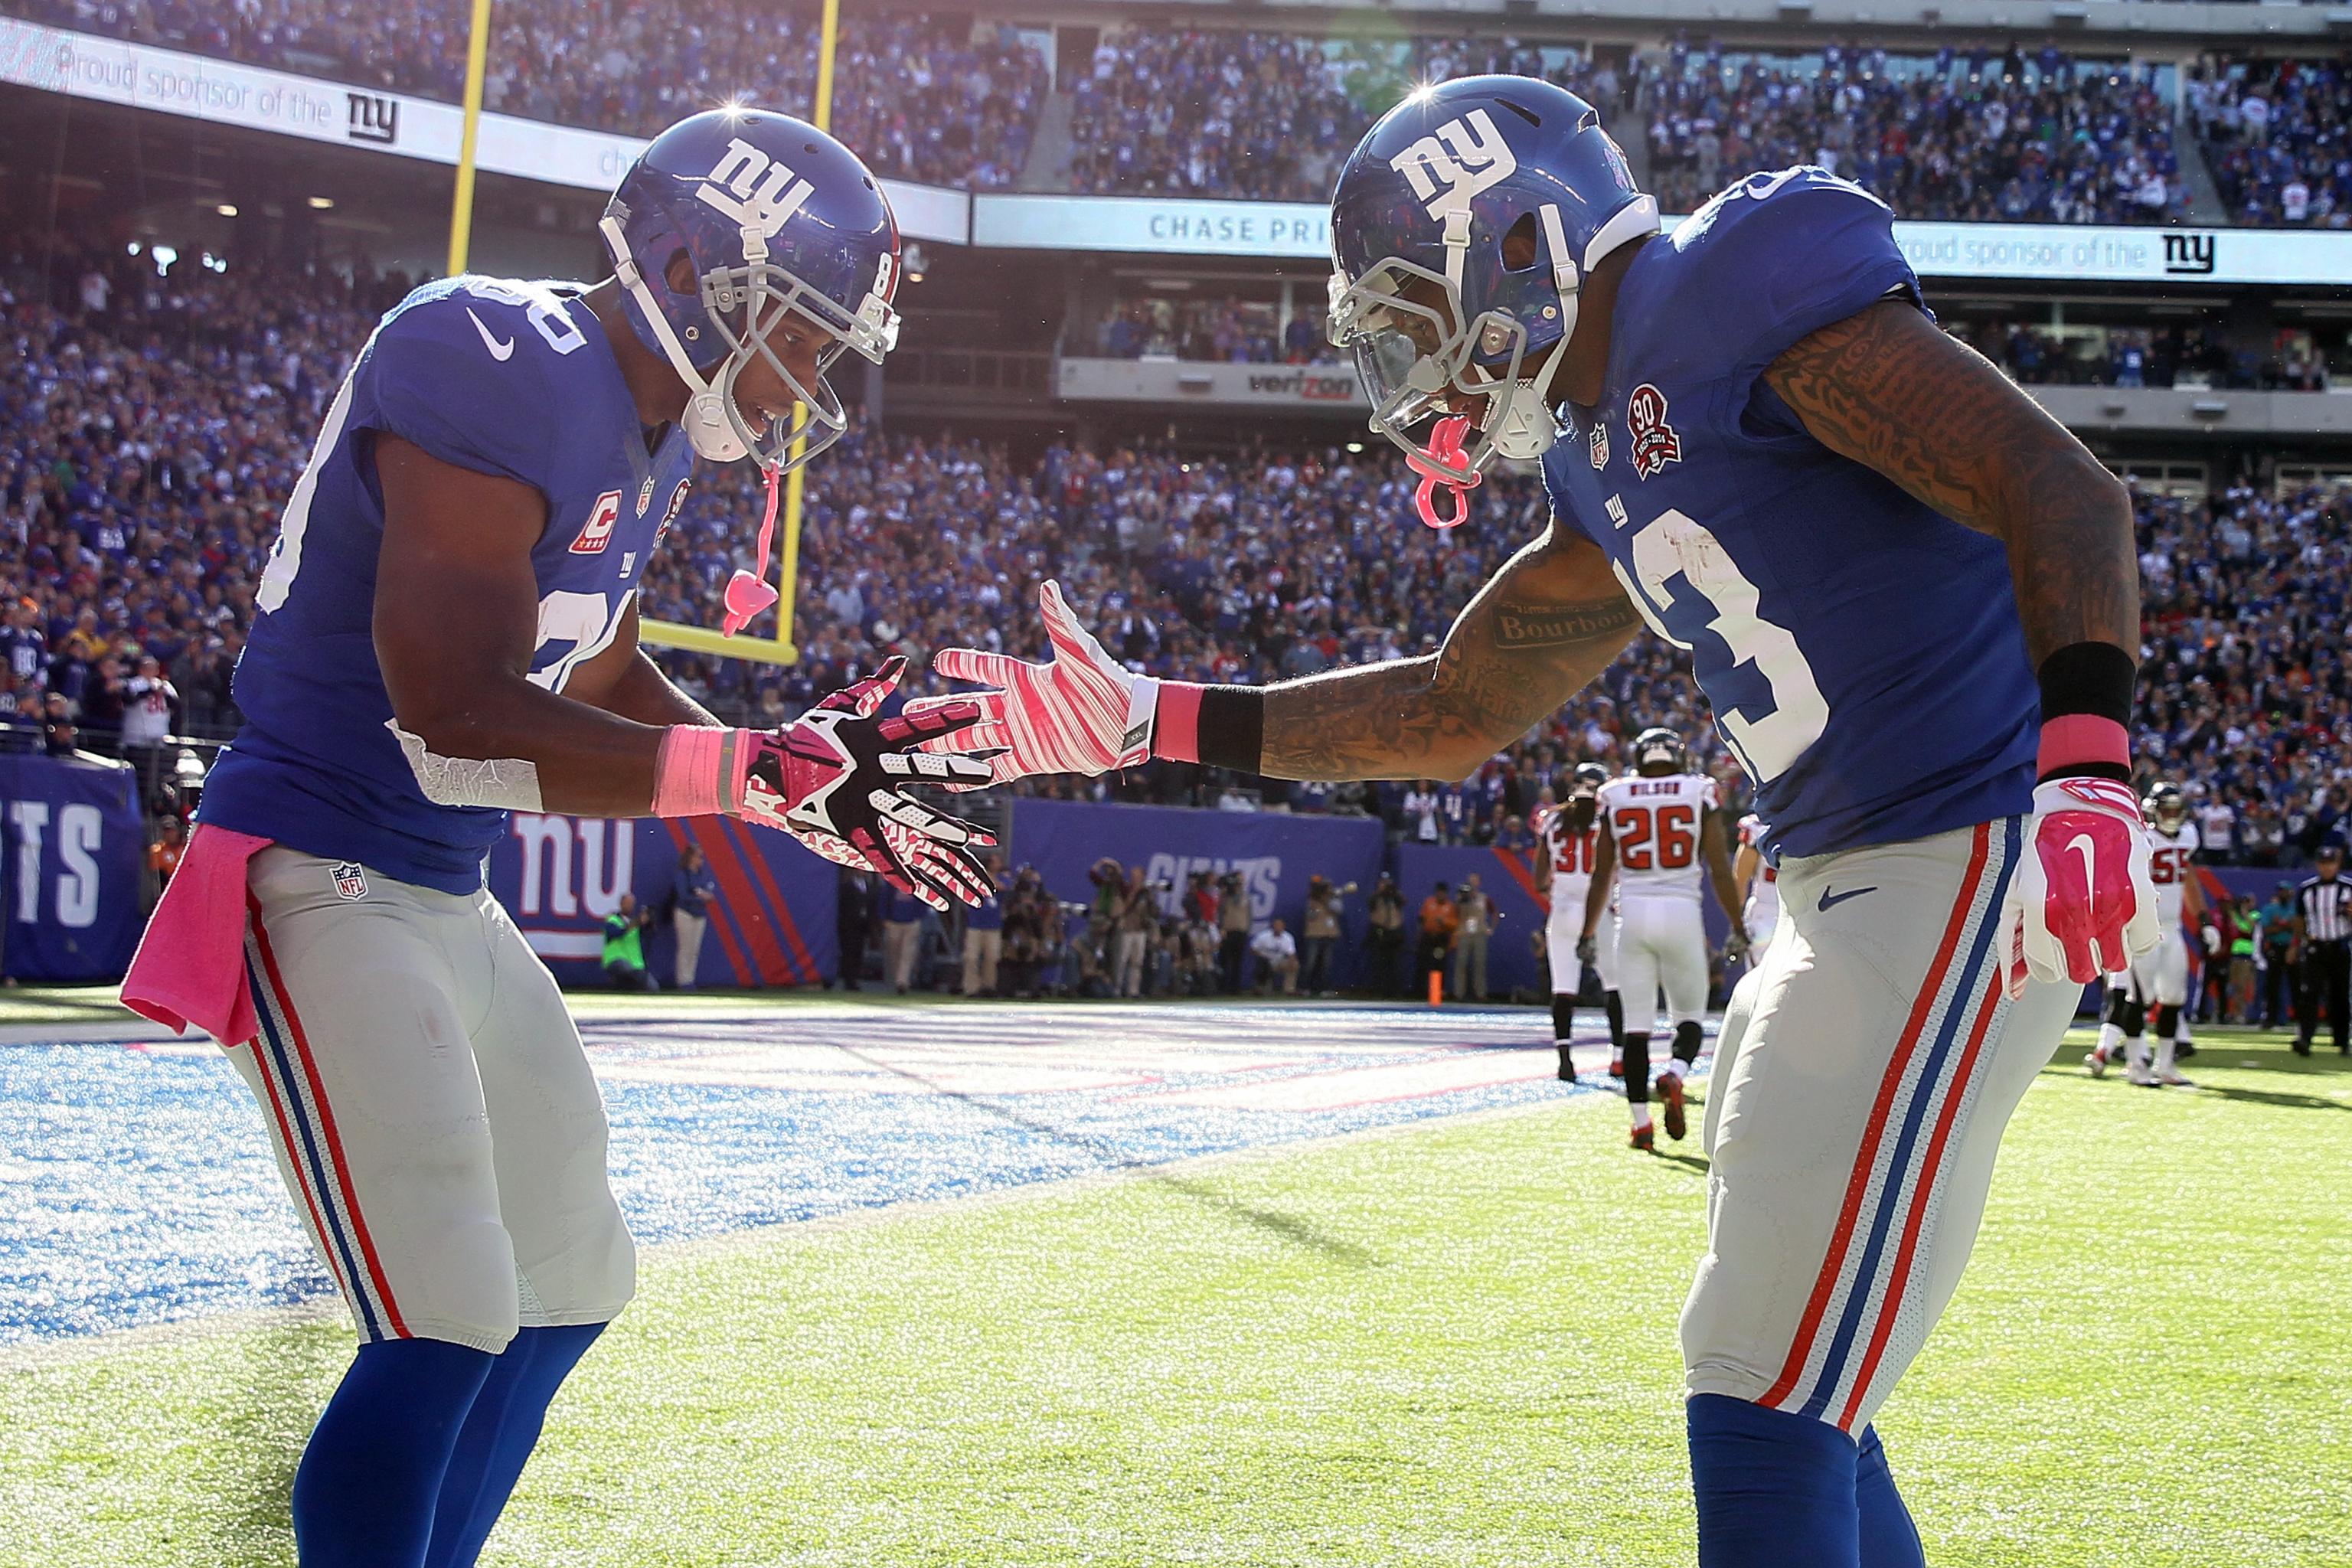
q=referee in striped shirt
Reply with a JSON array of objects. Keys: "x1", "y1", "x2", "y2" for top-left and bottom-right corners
[{"x1": 2292, "y1": 843, "x2": 2352, "y2": 1055}]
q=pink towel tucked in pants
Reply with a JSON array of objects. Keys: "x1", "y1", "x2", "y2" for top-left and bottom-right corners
[{"x1": 119, "y1": 824, "x2": 274, "y2": 1047}]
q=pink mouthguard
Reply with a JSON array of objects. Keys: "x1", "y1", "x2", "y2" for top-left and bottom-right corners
[
  {"x1": 721, "y1": 463, "x2": 784, "y2": 636},
  {"x1": 1406, "y1": 413, "x2": 1481, "y2": 530}
]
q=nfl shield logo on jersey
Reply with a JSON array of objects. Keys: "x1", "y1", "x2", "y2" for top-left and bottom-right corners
[
  {"x1": 330, "y1": 861, "x2": 368, "y2": 901},
  {"x1": 1589, "y1": 420, "x2": 1609, "y2": 471},
  {"x1": 1626, "y1": 383, "x2": 1684, "y2": 479}
]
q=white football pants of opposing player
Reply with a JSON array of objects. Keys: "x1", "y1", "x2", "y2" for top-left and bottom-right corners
[{"x1": 1615, "y1": 893, "x2": 1710, "y2": 1031}]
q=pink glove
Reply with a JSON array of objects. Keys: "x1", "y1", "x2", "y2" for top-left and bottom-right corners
[
  {"x1": 654, "y1": 657, "x2": 998, "y2": 911},
  {"x1": 906, "y1": 580, "x2": 1152, "y2": 788},
  {"x1": 1998, "y1": 776, "x2": 2160, "y2": 997}
]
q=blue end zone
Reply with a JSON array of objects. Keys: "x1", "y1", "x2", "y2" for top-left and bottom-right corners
[{"x1": 0, "y1": 1003, "x2": 1709, "y2": 1346}]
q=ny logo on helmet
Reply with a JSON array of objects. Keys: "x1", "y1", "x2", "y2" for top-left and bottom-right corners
[
  {"x1": 695, "y1": 138, "x2": 816, "y2": 239},
  {"x1": 1389, "y1": 110, "x2": 1518, "y2": 220}
]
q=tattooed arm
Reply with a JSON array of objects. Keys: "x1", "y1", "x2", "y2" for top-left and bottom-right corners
[
  {"x1": 1761, "y1": 297, "x2": 2137, "y2": 662},
  {"x1": 1259, "y1": 523, "x2": 1639, "y2": 782}
]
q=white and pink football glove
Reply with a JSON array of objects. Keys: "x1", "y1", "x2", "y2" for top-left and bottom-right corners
[
  {"x1": 1996, "y1": 776, "x2": 2161, "y2": 998},
  {"x1": 654, "y1": 657, "x2": 998, "y2": 911},
  {"x1": 906, "y1": 580, "x2": 1151, "y2": 788}
]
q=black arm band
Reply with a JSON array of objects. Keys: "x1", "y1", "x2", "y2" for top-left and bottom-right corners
[
  {"x1": 2035, "y1": 640, "x2": 2135, "y2": 725},
  {"x1": 1196, "y1": 685, "x2": 1266, "y2": 775}
]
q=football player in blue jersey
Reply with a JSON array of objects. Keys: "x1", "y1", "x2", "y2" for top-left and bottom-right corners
[
  {"x1": 917, "y1": 77, "x2": 2160, "y2": 1568},
  {"x1": 120, "y1": 110, "x2": 999, "y2": 1568}
]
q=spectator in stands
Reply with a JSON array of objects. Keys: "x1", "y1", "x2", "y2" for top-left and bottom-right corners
[
  {"x1": 602, "y1": 894, "x2": 655, "y2": 991},
  {"x1": 1417, "y1": 881, "x2": 1459, "y2": 998},
  {"x1": 1251, "y1": 917, "x2": 1300, "y2": 995},
  {"x1": 671, "y1": 844, "x2": 716, "y2": 992}
]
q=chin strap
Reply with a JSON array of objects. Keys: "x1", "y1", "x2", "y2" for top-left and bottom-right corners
[
  {"x1": 721, "y1": 463, "x2": 784, "y2": 636},
  {"x1": 1406, "y1": 414, "x2": 1481, "y2": 530}
]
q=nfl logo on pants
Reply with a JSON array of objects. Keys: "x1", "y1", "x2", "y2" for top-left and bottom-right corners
[{"x1": 331, "y1": 861, "x2": 368, "y2": 901}]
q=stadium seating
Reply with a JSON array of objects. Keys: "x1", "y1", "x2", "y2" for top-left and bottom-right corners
[
  {"x1": 4, "y1": 241, "x2": 2342, "y2": 858},
  {"x1": 2, "y1": 0, "x2": 1049, "y2": 189}
]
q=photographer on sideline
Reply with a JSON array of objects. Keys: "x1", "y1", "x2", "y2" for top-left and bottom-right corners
[
  {"x1": 1112, "y1": 866, "x2": 1158, "y2": 998},
  {"x1": 1218, "y1": 872, "x2": 1253, "y2": 992},
  {"x1": 1367, "y1": 874, "x2": 1406, "y2": 997},
  {"x1": 1302, "y1": 875, "x2": 1355, "y2": 998},
  {"x1": 1251, "y1": 917, "x2": 1301, "y2": 995}
]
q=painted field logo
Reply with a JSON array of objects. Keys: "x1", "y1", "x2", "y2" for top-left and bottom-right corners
[
  {"x1": 331, "y1": 862, "x2": 368, "y2": 901},
  {"x1": 1626, "y1": 383, "x2": 1682, "y2": 480},
  {"x1": 571, "y1": 490, "x2": 622, "y2": 555}
]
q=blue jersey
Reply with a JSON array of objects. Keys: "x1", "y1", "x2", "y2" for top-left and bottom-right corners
[
  {"x1": 201, "y1": 277, "x2": 694, "y2": 893},
  {"x1": 1541, "y1": 169, "x2": 2037, "y2": 863}
]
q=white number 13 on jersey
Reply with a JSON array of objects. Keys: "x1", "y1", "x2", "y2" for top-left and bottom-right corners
[{"x1": 1609, "y1": 508, "x2": 1829, "y2": 784}]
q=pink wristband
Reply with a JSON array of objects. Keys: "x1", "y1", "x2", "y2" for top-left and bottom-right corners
[
  {"x1": 1153, "y1": 681, "x2": 1206, "y2": 765},
  {"x1": 2036, "y1": 714, "x2": 2128, "y2": 779},
  {"x1": 652, "y1": 725, "x2": 740, "y2": 818}
]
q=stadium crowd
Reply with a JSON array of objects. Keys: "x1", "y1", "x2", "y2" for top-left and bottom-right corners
[
  {"x1": 22, "y1": 0, "x2": 2352, "y2": 225},
  {"x1": 3, "y1": 0, "x2": 1049, "y2": 189},
  {"x1": 1645, "y1": 41, "x2": 2188, "y2": 224},
  {"x1": 5, "y1": 243, "x2": 2351, "y2": 870},
  {"x1": 1086, "y1": 295, "x2": 1338, "y2": 365},
  {"x1": 2191, "y1": 56, "x2": 2352, "y2": 227}
]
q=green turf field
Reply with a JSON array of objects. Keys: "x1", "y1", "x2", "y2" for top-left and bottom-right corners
[{"x1": 3, "y1": 1024, "x2": 2346, "y2": 1566}]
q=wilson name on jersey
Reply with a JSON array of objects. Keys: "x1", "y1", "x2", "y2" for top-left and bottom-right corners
[
  {"x1": 1599, "y1": 773, "x2": 1718, "y2": 900},
  {"x1": 1540, "y1": 169, "x2": 2039, "y2": 866},
  {"x1": 2147, "y1": 822, "x2": 2200, "y2": 927},
  {"x1": 201, "y1": 276, "x2": 695, "y2": 894}
]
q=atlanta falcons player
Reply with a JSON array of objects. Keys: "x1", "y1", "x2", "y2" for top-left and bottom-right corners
[
  {"x1": 913, "y1": 77, "x2": 2158, "y2": 1567},
  {"x1": 1582, "y1": 728, "x2": 1745, "y2": 1148},
  {"x1": 1536, "y1": 760, "x2": 1621, "y2": 1078},
  {"x1": 2088, "y1": 782, "x2": 2211, "y2": 1086}
]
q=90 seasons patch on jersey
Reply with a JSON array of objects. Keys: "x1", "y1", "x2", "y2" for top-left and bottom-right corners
[{"x1": 1626, "y1": 383, "x2": 1683, "y2": 480}]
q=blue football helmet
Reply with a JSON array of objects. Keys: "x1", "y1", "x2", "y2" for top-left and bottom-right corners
[
  {"x1": 1327, "y1": 77, "x2": 1658, "y2": 487},
  {"x1": 599, "y1": 108, "x2": 900, "y2": 471}
]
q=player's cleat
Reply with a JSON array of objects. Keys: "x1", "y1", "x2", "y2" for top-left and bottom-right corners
[
  {"x1": 1658, "y1": 1071, "x2": 1687, "y2": 1142},
  {"x1": 2084, "y1": 1047, "x2": 2108, "y2": 1079},
  {"x1": 1608, "y1": 1051, "x2": 1625, "y2": 1080},
  {"x1": 2127, "y1": 1063, "x2": 2158, "y2": 1087},
  {"x1": 1631, "y1": 1124, "x2": 1655, "y2": 1152},
  {"x1": 1556, "y1": 1044, "x2": 1575, "y2": 1082},
  {"x1": 2174, "y1": 1040, "x2": 2197, "y2": 1060},
  {"x1": 2158, "y1": 1071, "x2": 2195, "y2": 1087}
]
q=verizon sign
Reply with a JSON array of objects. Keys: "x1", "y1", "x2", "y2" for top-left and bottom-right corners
[{"x1": 1060, "y1": 358, "x2": 1368, "y2": 411}]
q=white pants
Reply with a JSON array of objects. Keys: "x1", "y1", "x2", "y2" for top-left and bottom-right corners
[
  {"x1": 1684, "y1": 818, "x2": 2077, "y2": 1432},
  {"x1": 674, "y1": 909, "x2": 707, "y2": 988},
  {"x1": 2128, "y1": 928, "x2": 2190, "y2": 1009},
  {"x1": 1613, "y1": 895, "x2": 1709, "y2": 1029},
  {"x1": 1547, "y1": 906, "x2": 1618, "y2": 996},
  {"x1": 1112, "y1": 928, "x2": 1150, "y2": 997},
  {"x1": 229, "y1": 847, "x2": 635, "y2": 1352}
]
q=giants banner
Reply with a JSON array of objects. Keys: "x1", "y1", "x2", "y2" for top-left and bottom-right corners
[
  {"x1": 0, "y1": 754, "x2": 145, "y2": 982},
  {"x1": 1008, "y1": 800, "x2": 1384, "y2": 985},
  {"x1": 489, "y1": 813, "x2": 836, "y2": 988}
]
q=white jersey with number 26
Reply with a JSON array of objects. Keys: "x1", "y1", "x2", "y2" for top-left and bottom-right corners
[{"x1": 1599, "y1": 773, "x2": 1718, "y2": 901}]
